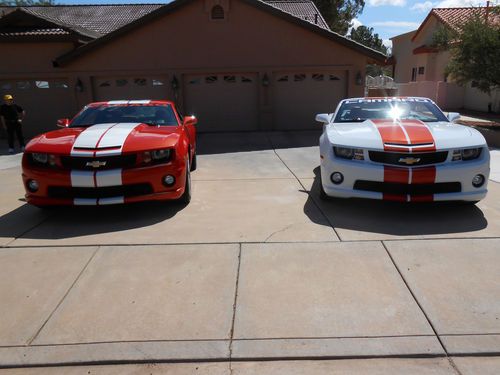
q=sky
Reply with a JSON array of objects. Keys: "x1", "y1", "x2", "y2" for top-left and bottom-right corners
[{"x1": 52, "y1": 0, "x2": 497, "y2": 49}]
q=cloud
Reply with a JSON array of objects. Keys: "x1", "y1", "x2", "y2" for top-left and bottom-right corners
[
  {"x1": 383, "y1": 39, "x2": 393, "y2": 49},
  {"x1": 367, "y1": 0, "x2": 406, "y2": 6},
  {"x1": 411, "y1": 1, "x2": 433, "y2": 12},
  {"x1": 350, "y1": 18, "x2": 363, "y2": 29},
  {"x1": 371, "y1": 21, "x2": 421, "y2": 28},
  {"x1": 435, "y1": 0, "x2": 487, "y2": 6}
]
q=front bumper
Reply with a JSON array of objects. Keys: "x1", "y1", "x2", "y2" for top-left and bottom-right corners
[
  {"x1": 22, "y1": 161, "x2": 187, "y2": 206},
  {"x1": 319, "y1": 145, "x2": 490, "y2": 202}
]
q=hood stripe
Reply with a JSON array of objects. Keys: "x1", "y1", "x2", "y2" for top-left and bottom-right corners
[
  {"x1": 71, "y1": 123, "x2": 117, "y2": 156},
  {"x1": 372, "y1": 119, "x2": 436, "y2": 153}
]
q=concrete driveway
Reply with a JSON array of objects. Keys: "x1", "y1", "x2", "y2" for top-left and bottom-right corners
[{"x1": 0, "y1": 132, "x2": 499, "y2": 374}]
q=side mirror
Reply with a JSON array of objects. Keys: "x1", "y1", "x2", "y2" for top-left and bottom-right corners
[
  {"x1": 315, "y1": 113, "x2": 330, "y2": 124},
  {"x1": 57, "y1": 118, "x2": 70, "y2": 128},
  {"x1": 183, "y1": 115, "x2": 197, "y2": 126},
  {"x1": 447, "y1": 112, "x2": 460, "y2": 123}
]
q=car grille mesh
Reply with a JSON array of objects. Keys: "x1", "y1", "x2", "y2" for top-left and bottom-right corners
[
  {"x1": 369, "y1": 151, "x2": 448, "y2": 166},
  {"x1": 353, "y1": 180, "x2": 461, "y2": 195},
  {"x1": 60, "y1": 154, "x2": 137, "y2": 170},
  {"x1": 47, "y1": 184, "x2": 153, "y2": 199}
]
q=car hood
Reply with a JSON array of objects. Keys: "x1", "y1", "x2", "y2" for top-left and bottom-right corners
[
  {"x1": 326, "y1": 119, "x2": 487, "y2": 150},
  {"x1": 26, "y1": 123, "x2": 181, "y2": 155}
]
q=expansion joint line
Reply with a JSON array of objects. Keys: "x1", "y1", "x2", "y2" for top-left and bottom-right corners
[
  {"x1": 26, "y1": 246, "x2": 101, "y2": 346},
  {"x1": 381, "y1": 241, "x2": 464, "y2": 375},
  {"x1": 263, "y1": 133, "x2": 341, "y2": 240},
  {"x1": 229, "y1": 243, "x2": 242, "y2": 375}
]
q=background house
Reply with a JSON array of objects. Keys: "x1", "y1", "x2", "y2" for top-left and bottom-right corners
[
  {"x1": 391, "y1": 6, "x2": 500, "y2": 113},
  {"x1": 0, "y1": 1, "x2": 385, "y2": 137}
]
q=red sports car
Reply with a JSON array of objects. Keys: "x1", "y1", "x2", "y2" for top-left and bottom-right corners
[{"x1": 22, "y1": 100, "x2": 197, "y2": 207}]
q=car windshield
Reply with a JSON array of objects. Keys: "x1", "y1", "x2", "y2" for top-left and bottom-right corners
[
  {"x1": 333, "y1": 98, "x2": 448, "y2": 123},
  {"x1": 70, "y1": 104, "x2": 179, "y2": 127}
]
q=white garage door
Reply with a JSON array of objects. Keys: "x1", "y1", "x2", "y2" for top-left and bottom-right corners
[
  {"x1": 93, "y1": 76, "x2": 168, "y2": 102},
  {"x1": 0, "y1": 79, "x2": 74, "y2": 137},
  {"x1": 273, "y1": 72, "x2": 347, "y2": 130},
  {"x1": 184, "y1": 73, "x2": 259, "y2": 132}
]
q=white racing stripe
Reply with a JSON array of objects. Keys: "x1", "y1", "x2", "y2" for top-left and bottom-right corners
[
  {"x1": 129, "y1": 100, "x2": 151, "y2": 104},
  {"x1": 71, "y1": 170, "x2": 95, "y2": 187},
  {"x1": 95, "y1": 122, "x2": 140, "y2": 156},
  {"x1": 71, "y1": 123, "x2": 117, "y2": 156},
  {"x1": 96, "y1": 169, "x2": 122, "y2": 187},
  {"x1": 74, "y1": 198, "x2": 97, "y2": 205},
  {"x1": 99, "y1": 196, "x2": 125, "y2": 205}
]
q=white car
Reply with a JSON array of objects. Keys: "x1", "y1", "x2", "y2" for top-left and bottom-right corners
[{"x1": 316, "y1": 97, "x2": 489, "y2": 203}]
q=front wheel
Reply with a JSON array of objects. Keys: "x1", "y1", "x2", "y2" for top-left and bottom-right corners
[{"x1": 179, "y1": 160, "x2": 192, "y2": 204}]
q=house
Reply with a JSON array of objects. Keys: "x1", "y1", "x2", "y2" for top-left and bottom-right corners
[
  {"x1": 0, "y1": 1, "x2": 385, "y2": 137},
  {"x1": 391, "y1": 6, "x2": 499, "y2": 112}
]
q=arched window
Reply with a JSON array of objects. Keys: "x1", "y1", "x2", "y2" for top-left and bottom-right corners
[{"x1": 211, "y1": 5, "x2": 225, "y2": 20}]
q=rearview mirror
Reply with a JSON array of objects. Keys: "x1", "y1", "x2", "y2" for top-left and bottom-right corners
[
  {"x1": 183, "y1": 115, "x2": 197, "y2": 126},
  {"x1": 57, "y1": 118, "x2": 70, "y2": 128},
  {"x1": 447, "y1": 112, "x2": 460, "y2": 123},
  {"x1": 315, "y1": 113, "x2": 330, "y2": 124}
]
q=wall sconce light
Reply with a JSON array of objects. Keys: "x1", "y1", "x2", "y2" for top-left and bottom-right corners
[
  {"x1": 171, "y1": 75, "x2": 179, "y2": 91},
  {"x1": 355, "y1": 72, "x2": 363, "y2": 86},
  {"x1": 75, "y1": 78, "x2": 84, "y2": 93},
  {"x1": 262, "y1": 73, "x2": 270, "y2": 87}
]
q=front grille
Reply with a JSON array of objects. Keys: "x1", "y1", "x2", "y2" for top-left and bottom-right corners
[
  {"x1": 60, "y1": 154, "x2": 137, "y2": 170},
  {"x1": 47, "y1": 184, "x2": 153, "y2": 199},
  {"x1": 369, "y1": 151, "x2": 448, "y2": 166},
  {"x1": 353, "y1": 180, "x2": 461, "y2": 195}
]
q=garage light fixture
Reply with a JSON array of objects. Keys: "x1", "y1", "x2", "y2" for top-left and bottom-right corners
[
  {"x1": 171, "y1": 75, "x2": 179, "y2": 91},
  {"x1": 75, "y1": 78, "x2": 84, "y2": 93},
  {"x1": 262, "y1": 73, "x2": 270, "y2": 87},
  {"x1": 355, "y1": 72, "x2": 363, "y2": 86}
]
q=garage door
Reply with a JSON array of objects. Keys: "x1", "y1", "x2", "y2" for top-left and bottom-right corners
[
  {"x1": 0, "y1": 79, "x2": 75, "y2": 138},
  {"x1": 93, "y1": 76, "x2": 168, "y2": 102},
  {"x1": 184, "y1": 73, "x2": 259, "y2": 132},
  {"x1": 273, "y1": 72, "x2": 347, "y2": 130}
]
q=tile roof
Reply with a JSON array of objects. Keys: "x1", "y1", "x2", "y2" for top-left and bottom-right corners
[
  {"x1": 264, "y1": 0, "x2": 329, "y2": 29},
  {"x1": 0, "y1": 27, "x2": 69, "y2": 37},
  {"x1": 433, "y1": 6, "x2": 500, "y2": 31}
]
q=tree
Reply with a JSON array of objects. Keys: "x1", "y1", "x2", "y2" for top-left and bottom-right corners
[
  {"x1": 0, "y1": 0, "x2": 55, "y2": 5},
  {"x1": 349, "y1": 25, "x2": 388, "y2": 54},
  {"x1": 314, "y1": 0, "x2": 365, "y2": 35},
  {"x1": 432, "y1": 7, "x2": 500, "y2": 96}
]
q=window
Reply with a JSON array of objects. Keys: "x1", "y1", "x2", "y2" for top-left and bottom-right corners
[
  {"x1": 152, "y1": 79, "x2": 165, "y2": 86},
  {"x1": 205, "y1": 76, "x2": 218, "y2": 84},
  {"x1": 17, "y1": 81, "x2": 31, "y2": 90},
  {"x1": 35, "y1": 81, "x2": 49, "y2": 89},
  {"x1": 52, "y1": 81, "x2": 69, "y2": 89},
  {"x1": 277, "y1": 75, "x2": 288, "y2": 82},
  {"x1": 1, "y1": 82, "x2": 12, "y2": 90},
  {"x1": 312, "y1": 74, "x2": 324, "y2": 81},
  {"x1": 99, "y1": 81, "x2": 111, "y2": 87},
  {"x1": 116, "y1": 79, "x2": 128, "y2": 87},
  {"x1": 134, "y1": 78, "x2": 147, "y2": 86},
  {"x1": 418, "y1": 66, "x2": 425, "y2": 75},
  {"x1": 211, "y1": 5, "x2": 225, "y2": 20},
  {"x1": 241, "y1": 76, "x2": 253, "y2": 83},
  {"x1": 224, "y1": 75, "x2": 236, "y2": 83},
  {"x1": 411, "y1": 68, "x2": 417, "y2": 82},
  {"x1": 294, "y1": 74, "x2": 306, "y2": 82},
  {"x1": 189, "y1": 78, "x2": 201, "y2": 85},
  {"x1": 329, "y1": 75, "x2": 340, "y2": 81}
]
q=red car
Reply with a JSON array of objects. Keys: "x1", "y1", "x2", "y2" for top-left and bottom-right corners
[{"x1": 22, "y1": 100, "x2": 197, "y2": 207}]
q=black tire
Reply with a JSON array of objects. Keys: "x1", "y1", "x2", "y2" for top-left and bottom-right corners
[
  {"x1": 179, "y1": 160, "x2": 192, "y2": 204},
  {"x1": 190, "y1": 149, "x2": 197, "y2": 171}
]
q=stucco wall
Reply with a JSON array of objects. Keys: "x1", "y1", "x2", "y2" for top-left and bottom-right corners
[
  {"x1": 465, "y1": 85, "x2": 500, "y2": 112},
  {"x1": 391, "y1": 31, "x2": 416, "y2": 83}
]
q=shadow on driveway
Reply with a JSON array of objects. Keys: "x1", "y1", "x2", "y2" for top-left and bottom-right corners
[
  {"x1": 304, "y1": 167, "x2": 488, "y2": 236},
  {"x1": 0, "y1": 201, "x2": 185, "y2": 241}
]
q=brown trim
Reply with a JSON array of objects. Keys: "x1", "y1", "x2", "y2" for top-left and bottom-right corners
[
  {"x1": 413, "y1": 45, "x2": 439, "y2": 54},
  {"x1": 54, "y1": 0, "x2": 386, "y2": 67}
]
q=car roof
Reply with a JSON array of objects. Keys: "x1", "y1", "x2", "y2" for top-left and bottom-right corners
[{"x1": 87, "y1": 100, "x2": 174, "y2": 107}]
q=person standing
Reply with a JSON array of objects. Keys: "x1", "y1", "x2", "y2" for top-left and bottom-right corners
[{"x1": 0, "y1": 94, "x2": 25, "y2": 154}]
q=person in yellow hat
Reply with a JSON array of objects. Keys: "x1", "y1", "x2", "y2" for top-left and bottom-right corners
[{"x1": 0, "y1": 94, "x2": 25, "y2": 154}]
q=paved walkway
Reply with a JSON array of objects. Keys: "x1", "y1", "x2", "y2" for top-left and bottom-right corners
[{"x1": 0, "y1": 132, "x2": 499, "y2": 374}]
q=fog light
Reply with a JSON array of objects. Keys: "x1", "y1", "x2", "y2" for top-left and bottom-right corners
[
  {"x1": 472, "y1": 174, "x2": 485, "y2": 188},
  {"x1": 27, "y1": 179, "x2": 39, "y2": 192},
  {"x1": 163, "y1": 175, "x2": 175, "y2": 186},
  {"x1": 330, "y1": 172, "x2": 344, "y2": 185}
]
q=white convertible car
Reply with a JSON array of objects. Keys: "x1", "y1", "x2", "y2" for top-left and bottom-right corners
[{"x1": 316, "y1": 97, "x2": 489, "y2": 203}]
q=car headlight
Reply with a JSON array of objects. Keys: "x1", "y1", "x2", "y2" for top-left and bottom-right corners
[
  {"x1": 333, "y1": 147, "x2": 364, "y2": 160},
  {"x1": 143, "y1": 149, "x2": 172, "y2": 164},
  {"x1": 451, "y1": 148, "x2": 482, "y2": 161},
  {"x1": 30, "y1": 153, "x2": 57, "y2": 167}
]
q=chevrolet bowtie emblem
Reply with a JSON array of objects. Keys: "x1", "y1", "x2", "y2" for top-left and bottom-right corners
[
  {"x1": 86, "y1": 160, "x2": 107, "y2": 168},
  {"x1": 399, "y1": 157, "x2": 421, "y2": 165}
]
